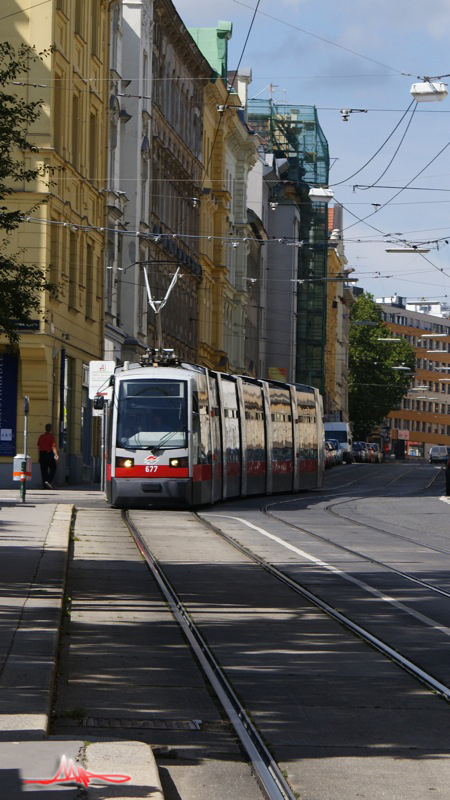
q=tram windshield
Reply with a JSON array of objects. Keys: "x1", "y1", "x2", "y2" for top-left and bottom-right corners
[{"x1": 116, "y1": 379, "x2": 187, "y2": 449}]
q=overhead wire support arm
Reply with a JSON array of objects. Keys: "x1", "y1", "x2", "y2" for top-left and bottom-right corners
[{"x1": 142, "y1": 265, "x2": 181, "y2": 352}]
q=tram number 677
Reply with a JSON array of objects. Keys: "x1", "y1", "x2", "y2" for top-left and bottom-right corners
[{"x1": 145, "y1": 465, "x2": 158, "y2": 473}]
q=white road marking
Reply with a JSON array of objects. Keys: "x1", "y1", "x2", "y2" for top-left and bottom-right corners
[
  {"x1": 439, "y1": 495, "x2": 450, "y2": 505},
  {"x1": 203, "y1": 513, "x2": 450, "y2": 637}
]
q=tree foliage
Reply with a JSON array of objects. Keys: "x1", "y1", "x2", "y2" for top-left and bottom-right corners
[
  {"x1": 0, "y1": 42, "x2": 54, "y2": 342},
  {"x1": 349, "y1": 293, "x2": 416, "y2": 438}
]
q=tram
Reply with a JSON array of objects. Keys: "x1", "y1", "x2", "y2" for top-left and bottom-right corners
[{"x1": 96, "y1": 352, "x2": 325, "y2": 508}]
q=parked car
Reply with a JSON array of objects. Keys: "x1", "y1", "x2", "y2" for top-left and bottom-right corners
[
  {"x1": 324, "y1": 422, "x2": 353, "y2": 463},
  {"x1": 324, "y1": 440, "x2": 338, "y2": 468},
  {"x1": 368, "y1": 443, "x2": 383, "y2": 463},
  {"x1": 352, "y1": 441, "x2": 365, "y2": 462},
  {"x1": 328, "y1": 439, "x2": 343, "y2": 466},
  {"x1": 357, "y1": 441, "x2": 371, "y2": 462},
  {"x1": 361, "y1": 442, "x2": 377, "y2": 463},
  {"x1": 429, "y1": 445, "x2": 449, "y2": 463}
]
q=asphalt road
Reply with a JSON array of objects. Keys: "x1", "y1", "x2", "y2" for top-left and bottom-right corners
[{"x1": 6, "y1": 461, "x2": 450, "y2": 799}]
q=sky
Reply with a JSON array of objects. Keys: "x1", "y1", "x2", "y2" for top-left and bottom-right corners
[{"x1": 175, "y1": 0, "x2": 450, "y2": 305}]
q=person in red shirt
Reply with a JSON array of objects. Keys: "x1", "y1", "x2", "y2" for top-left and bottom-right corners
[{"x1": 37, "y1": 424, "x2": 59, "y2": 489}]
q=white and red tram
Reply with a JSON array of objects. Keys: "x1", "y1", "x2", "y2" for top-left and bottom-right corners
[{"x1": 100, "y1": 359, "x2": 324, "y2": 508}]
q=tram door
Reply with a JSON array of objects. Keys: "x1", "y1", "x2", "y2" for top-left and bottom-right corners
[
  {"x1": 241, "y1": 380, "x2": 266, "y2": 496},
  {"x1": 296, "y1": 388, "x2": 317, "y2": 490},
  {"x1": 220, "y1": 376, "x2": 241, "y2": 499},
  {"x1": 208, "y1": 373, "x2": 223, "y2": 502},
  {"x1": 268, "y1": 385, "x2": 294, "y2": 494},
  {"x1": 194, "y1": 373, "x2": 213, "y2": 505}
]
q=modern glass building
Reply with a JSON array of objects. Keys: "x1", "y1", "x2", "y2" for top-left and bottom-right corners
[{"x1": 248, "y1": 100, "x2": 330, "y2": 393}]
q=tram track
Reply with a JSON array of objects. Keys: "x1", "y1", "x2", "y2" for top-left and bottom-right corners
[
  {"x1": 197, "y1": 509, "x2": 450, "y2": 702},
  {"x1": 123, "y1": 509, "x2": 298, "y2": 800},
  {"x1": 124, "y1": 499, "x2": 450, "y2": 793},
  {"x1": 262, "y1": 466, "x2": 450, "y2": 596},
  {"x1": 324, "y1": 465, "x2": 450, "y2": 554}
]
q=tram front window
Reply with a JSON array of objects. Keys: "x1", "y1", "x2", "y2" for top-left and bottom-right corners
[{"x1": 117, "y1": 380, "x2": 187, "y2": 449}]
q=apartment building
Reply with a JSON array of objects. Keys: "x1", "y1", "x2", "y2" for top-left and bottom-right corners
[
  {"x1": 377, "y1": 296, "x2": 450, "y2": 457},
  {"x1": 190, "y1": 23, "x2": 258, "y2": 372},
  {"x1": 0, "y1": 0, "x2": 109, "y2": 487}
]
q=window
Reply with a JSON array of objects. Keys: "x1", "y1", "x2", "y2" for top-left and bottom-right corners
[
  {"x1": 142, "y1": 52, "x2": 148, "y2": 111},
  {"x1": 91, "y1": 0, "x2": 99, "y2": 55},
  {"x1": 86, "y1": 243, "x2": 94, "y2": 318},
  {"x1": 74, "y1": 0, "x2": 83, "y2": 36},
  {"x1": 72, "y1": 94, "x2": 80, "y2": 171},
  {"x1": 106, "y1": 238, "x2": 114, "y2": 314},
  {"x1": 117, "y1": 380, "x2": 187, "y2": 450},
  {"x1": 54, "y1": 77, "x2": 64, "y2": 152},
  {"x1": 89, "y1": 111, "x2": 97, "y2": 180},
  {"x1": 50, "y1": 221, "x2": 59, "y2": 284},
  {"x1": 110, "y1": 2, "x2": 120, "y2": 70},
  {"x1": 69, "y1": 231, "x2": 78, "y2": 309},
  {"x1": 138, "y1": 262, "x2": 145, "y2": 333}
]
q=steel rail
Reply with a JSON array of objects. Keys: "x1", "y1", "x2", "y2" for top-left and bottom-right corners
[
  {"x1": 198, "y1": 512, "x2": 450, "y2": 702},
  {"x1": 323, "y1": 465, "x2": 450, "y2": 556},
  {"x1": 266, "y1": 464, "x2": 450, "y2": 560},
  {"x1": 263, "y1": 499, "x2": 450, "y2": 601},
  {"x1": 123, "y1": 510, "x2": 298, "y2": 800}
]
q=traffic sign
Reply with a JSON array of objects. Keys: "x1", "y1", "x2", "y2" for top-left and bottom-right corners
[{"x1": 89, "y1": 361, "x2": 115, "y2": 399}]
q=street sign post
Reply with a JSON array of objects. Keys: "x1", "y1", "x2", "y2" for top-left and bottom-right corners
[
  {"x1": 89, "y1": 362, "x2": 115, "y2": 492},
  {"x1": 20, "y1": 396, "x2": 30, "y2": 503}
]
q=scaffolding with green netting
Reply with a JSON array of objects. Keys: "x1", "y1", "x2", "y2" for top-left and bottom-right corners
[{"x1": 248, "y1": 99, "x2": 330, "y2": 394}]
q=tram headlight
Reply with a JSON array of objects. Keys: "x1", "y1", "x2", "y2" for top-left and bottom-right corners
[
  {"x1": 169, "y1": 457, "x2": 188, "y2": 468},
  {"x1": 116, "y1": 457, "x2": 135, "y2": 468}
]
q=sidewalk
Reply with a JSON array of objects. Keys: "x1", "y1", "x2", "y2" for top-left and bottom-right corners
[{"x1": 0, "y1": 494, "x2": 163, "y2": 798}]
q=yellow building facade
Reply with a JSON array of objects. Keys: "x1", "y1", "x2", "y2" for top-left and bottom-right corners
[
  {"x1": 198, "y1": 77, "x2": 235, "y2": 370},
  {"x1": 324, "y1": 205, "x2": 353, "y2": 420},
  {"x1": 0, "y1": 0, "x2": 109, "y2": 486}
]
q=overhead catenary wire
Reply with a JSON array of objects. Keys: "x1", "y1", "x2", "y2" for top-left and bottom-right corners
[
  {"x1": 330, "y1": 100, "x2": 416, "y2": 187},
  {"x1": 0, "y1": 0, "x2": 51, "y2": 20},
  {"x1": 232, "y1": 0, "x2": 407, "y2": 75},
  {"x1": 341, "y1": 134, "x2": 450, "y2": 235},
  {"x1": 20, "y1": 214, "x2": 450, "y2": 255}
]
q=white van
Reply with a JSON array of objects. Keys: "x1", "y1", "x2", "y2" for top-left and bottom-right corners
[
  {"x1": 429, "y1": 446, "x2": 448, "y2": 463},
  {"x1": 324, "y1": 422, "x2": 353, "y2": 463}
]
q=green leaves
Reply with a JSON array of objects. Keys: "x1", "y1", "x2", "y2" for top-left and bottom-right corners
[
  {"x1": 0, "y1": 43, "x2": 52, "y2": 341},
  {"x1": 349, "y1": 293, "x2": 416, "y2": 438}
]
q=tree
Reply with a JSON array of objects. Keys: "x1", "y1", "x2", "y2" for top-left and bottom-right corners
[
  {"x1": 349, "y1": 293, "x2": 416, "y2": 439},
  {"x1": 0, "y1": 43, "x2": 54, "y2": 343}
]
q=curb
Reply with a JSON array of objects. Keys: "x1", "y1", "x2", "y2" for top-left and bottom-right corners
[{"x1": 0, "y1": 504, "x2": 74, "y2": 740}]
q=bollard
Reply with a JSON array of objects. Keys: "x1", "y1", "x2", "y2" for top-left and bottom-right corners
[{"x1": 20, "y1": 458, "x2": 27, "y2": 503}]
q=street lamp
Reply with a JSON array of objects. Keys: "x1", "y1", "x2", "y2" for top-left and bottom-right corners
[
  {"x1": 385, "y1": 248, "x2": 430, "y2": 253},
  {"x1": 410, "y1": 80, "x2": 448, "y2": 102},
  {"x1": 309, "y1": 187, "x2": 334, "y2": 202}
]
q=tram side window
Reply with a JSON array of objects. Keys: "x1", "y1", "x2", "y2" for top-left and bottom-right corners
[
  {"x1": 297, "y1": 390, "x2": 316, "y2": 462},
  {"x1": 242, "y1": 381, "x2": 265, "y2": 464},
  {"x1": 222, "y1": 378, "x2": 240, "y2": 463},
  {"x1": 269, "y1": 387, "x2": 293, "y2": 462}
]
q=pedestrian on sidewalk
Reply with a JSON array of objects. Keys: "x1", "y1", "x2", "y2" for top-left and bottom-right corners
[{"x1": 37, "y1": 424, "x2": 59, "y2": 489}]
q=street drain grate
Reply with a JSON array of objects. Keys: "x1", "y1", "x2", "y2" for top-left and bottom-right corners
[{"x1": 57, "y1": 716, "x2": 204, "y2": 730}]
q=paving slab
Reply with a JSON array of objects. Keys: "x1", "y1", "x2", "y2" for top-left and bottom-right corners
[
  {"x1": 0, "y1": 739, "x2": 163, "y2": 799},
  {"x1": 0, "y1": 503, "x2": 72, "y2": 738}
]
